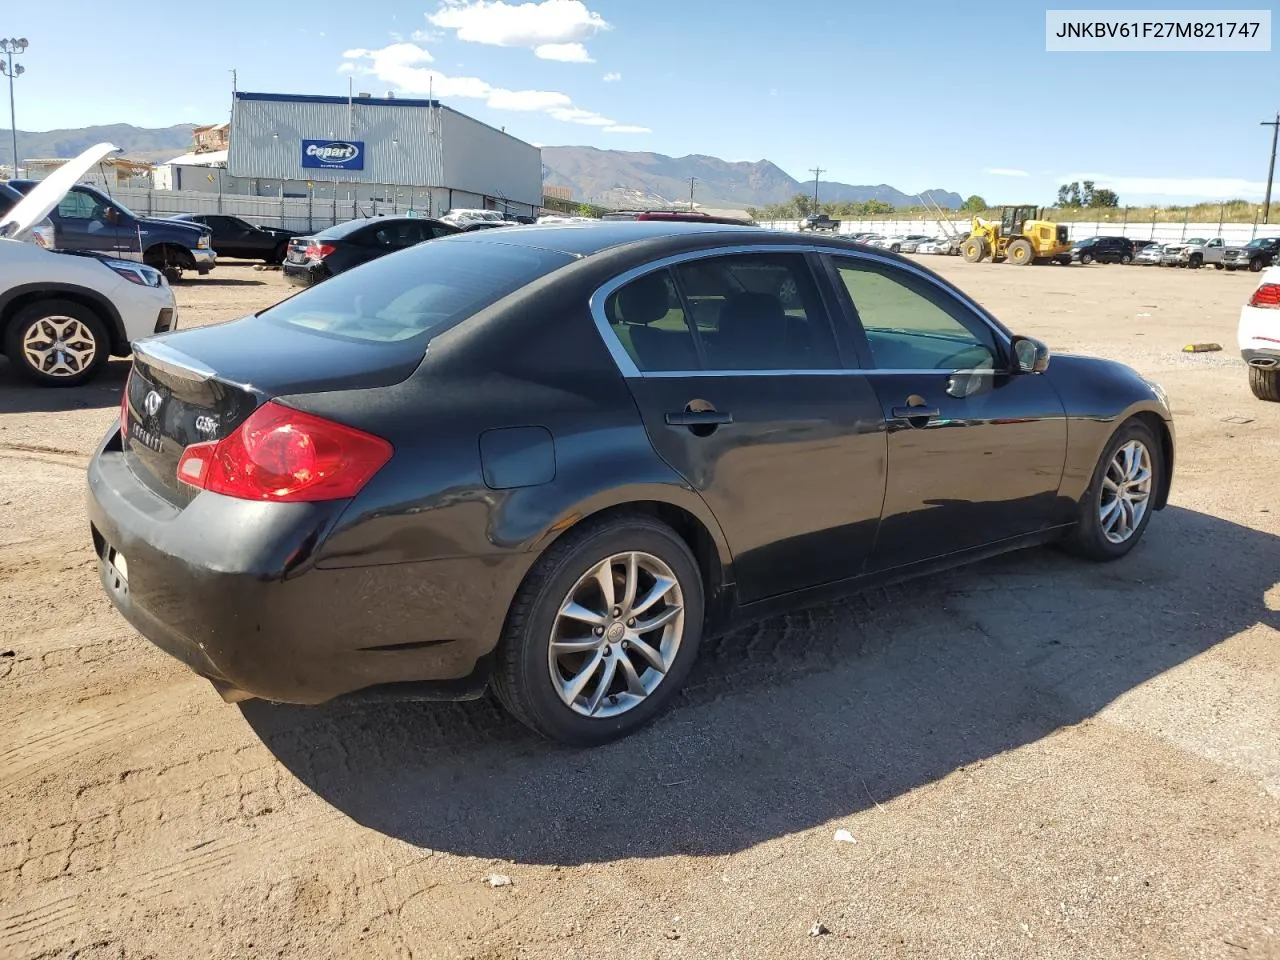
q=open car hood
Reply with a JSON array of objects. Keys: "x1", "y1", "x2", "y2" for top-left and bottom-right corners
[{"x1": 0, "y1": 142, "x2": 119, "y2": 241}]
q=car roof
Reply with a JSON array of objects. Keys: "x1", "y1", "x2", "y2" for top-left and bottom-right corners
[{"x1": 432, "y1": 221, "x2": 885, "y2": 260}]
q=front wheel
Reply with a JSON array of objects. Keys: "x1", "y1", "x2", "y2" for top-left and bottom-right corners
[
  {"x1": 1250, "y1": 257, "x2": 1264, "y2": 273},
  {"x1": 1061, "y1": 419, "x2": 1161, "y2": 561},
  {"x1": 491, "y1": 515, "x2": 705, "y2": 746},
  {"x1": 3, "y1": 299, "x2": 110, "y2": 387},
  {"x1": 1189, "y1": 255, "x2": 1203, "y2": 269},
  {"x1": 1121, "y1": 253, "x2": 1133, "y2": 265},
  {"x1": 1080, "y1": 252, "x2": 1094, "y2": 264},
  {"x1": 1213, "y1": 262, "x2": 1224, "y2": 270}
]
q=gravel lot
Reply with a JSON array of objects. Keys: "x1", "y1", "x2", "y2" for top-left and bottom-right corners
[{"x1": 1, "y1": 255, "x2": 1277, "y2": 960}]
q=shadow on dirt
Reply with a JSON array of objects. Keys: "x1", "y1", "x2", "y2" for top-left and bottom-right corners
[
  {"x1": 243, "y1": 506, "x2": 1278, "y2": 864},
  {"x1": 180, "y1": 278, "x2": 266, "y2": 287},
  {"x1": 0, "y1": 357, "x2": 129, "y2": 412}
]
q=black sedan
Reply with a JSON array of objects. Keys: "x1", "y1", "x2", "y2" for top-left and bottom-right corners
[
  {"x1": 88, "y1": 224, "x2": 1175, "y2": 746},
  {"x1": 282, "y1": 215, "x2": 459, "y2": 287},
  {"x1": 170, "y1": 214, "x2": 300, "y2": 264}
]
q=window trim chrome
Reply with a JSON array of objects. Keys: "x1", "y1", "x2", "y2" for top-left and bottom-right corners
[{"x1": 587, "y1": 243, "x2": 1013, "y2": 379}]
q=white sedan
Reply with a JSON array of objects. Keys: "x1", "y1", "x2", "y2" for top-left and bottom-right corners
[
  {"x1": 0, "y1": 143, "x2": 177, "y2": 387},
  {"x1": 1238, "y1": 265, "x2": 1280, "y2": 401}
]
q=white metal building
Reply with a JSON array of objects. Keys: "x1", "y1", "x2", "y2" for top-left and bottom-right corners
[{"x1": 225, "y1": 91, "x2": 543, "y2": 218}]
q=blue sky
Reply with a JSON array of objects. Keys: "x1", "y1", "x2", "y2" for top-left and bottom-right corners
[{"x1": 6, "y1": 0, "x2": 1278, "y2": 203}]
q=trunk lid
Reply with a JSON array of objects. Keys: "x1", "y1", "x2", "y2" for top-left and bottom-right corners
[{"x1": 122, "y1": 317, "x2": 425, "y2": 506}]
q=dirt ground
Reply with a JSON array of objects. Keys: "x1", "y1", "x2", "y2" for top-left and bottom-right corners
[{"x1": 1, "y1": 255, "x2": 1277, "y2": 960}]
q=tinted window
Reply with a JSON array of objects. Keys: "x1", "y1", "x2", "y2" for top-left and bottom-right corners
[
  {"x1": 673, "y1": 253, "x2": 839, "y2": 371},
  {"x1": 604, "y1": 270, "x2": 699, "y2": 372},
  {"x1": 834, "y1": 260, "x2": 997, "y2": 371},
  {"x1": 261, "y1": 241, "x2": 573, "y2": 344}
]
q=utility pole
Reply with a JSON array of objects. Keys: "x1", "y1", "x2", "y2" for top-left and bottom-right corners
[
  {"x1": 0, "y1": 38, "x2": 28, "y2": 179},
  {"x1": 687, "y1": 176, "x2": 696, "y2": 211},
  {"x1": 809, "y1": 166, "x2": 824, "y2": 210},
  {"x1": 1262, "y1": 113, "x2": 1279, "y2": 224}
]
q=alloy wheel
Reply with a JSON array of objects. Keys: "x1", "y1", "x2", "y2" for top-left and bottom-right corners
[
  {"x1": 548, "y1": 551, "x2": 685, "y2": 718},
  {"x1": 1099, "y1": 439, "x2": 1152, "y2": 544},
  {"x1": 21, "y1": 316, "x2": 98, "y2": 378}
]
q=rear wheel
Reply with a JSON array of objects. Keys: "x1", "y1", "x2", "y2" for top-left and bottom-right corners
[
  {"x1": 3, "y1": 299, "x2": 110, "y2": 387},
  {"x1": 1007, "y1": 238, "x2": 1034, "y2": 265},
  {"x1": 268, "y1": 241, "x2": 289, "y2": 265},
  {"x1": 1249, "y1": 364, "x2": 1280, "y2": 402},
  {"x1": 1061, "y1": 419, "x2": 1161, "y2": 561},
  {"x1": 491, "y1": 515, "x2": 704, "y2": 746},
  {"x1": 961, "y1": 237, "x2": 988, "y2": 262}
]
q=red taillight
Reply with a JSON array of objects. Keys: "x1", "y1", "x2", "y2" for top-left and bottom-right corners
[
  {"x1": 176, "y1": 401, "x2": 392, "y2": 502},
  {"x1": 307, "y1": 242, "x2": 337, "y2": 260},
  {"x1": 1249, "y1": 283, "x2": 1280, "y2": 309},
  {"x1": 120, "y1": 370, "x2": 132, "y2": 439}
]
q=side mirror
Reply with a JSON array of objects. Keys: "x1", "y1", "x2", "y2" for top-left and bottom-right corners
[{"x1": 1011, "y1": 335, "x2": 1050, "y2": 374}]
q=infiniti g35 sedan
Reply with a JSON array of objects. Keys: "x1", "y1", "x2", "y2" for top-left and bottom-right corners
[{"x1": 88, "y1": 224, "x2": 1175, "y2": 746}]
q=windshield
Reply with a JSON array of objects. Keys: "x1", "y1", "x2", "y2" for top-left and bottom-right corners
[{"x1": 260, "y1": 239, "x2": 574, "y2": 344}]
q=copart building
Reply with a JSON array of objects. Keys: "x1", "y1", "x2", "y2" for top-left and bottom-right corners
[{"x1": 178, "y1": 91, "x2": 543, "y2": 219}]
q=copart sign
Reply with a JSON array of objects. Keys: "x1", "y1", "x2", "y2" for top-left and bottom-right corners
[{"x1": 301, "y1": 140, "x2": 365, "y2": 171}]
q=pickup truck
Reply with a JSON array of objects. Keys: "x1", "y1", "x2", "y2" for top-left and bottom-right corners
[
  {"x1": 1223, "y1": 236, "x2": 1280, "y2": 273},
  {"x1": 1160, "y1": 236, "x2": 1226, "y2": 269},
  {"x1": 6, "y1": 180, "x2": 214, "y2": 283},
  {"x1": 797, "y1": 213, "x2": 840, "y2": 232}
]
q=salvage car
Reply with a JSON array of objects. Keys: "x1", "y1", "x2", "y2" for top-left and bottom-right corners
[
  {"x1": 88, "y1": 223, "x2": 1175, "y2": 745},
  {"x1": 1, "y1": 144, "x2": 177, "y2": 386},
  {"x1": 1237, "y1": 265, "x2": 1280, "y2": 401},
  {"x1": 282, "y1": 215, "x2": 459, "y2": 286},
  {"x1": 1135, "y1": 242, "x2": 1165, "y2": 265},
  {"x1": 1223, "y1": 236, "x2": 1280, "y2": 273},
  {"x1": 170, "y1": 214, "x2": 300, "y2": 264}
]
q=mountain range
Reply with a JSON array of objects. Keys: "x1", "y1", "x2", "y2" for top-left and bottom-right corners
[
  {"x1": 5, "y1": 123, "x2": 962, "y2": 210},
  {"x1": 540, "y1": 146, "x2": 962, "y2": 211}
]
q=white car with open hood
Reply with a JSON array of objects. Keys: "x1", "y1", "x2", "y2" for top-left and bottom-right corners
[{"x1": 0, "y1": 143, "x2": 178, "y2": 387}]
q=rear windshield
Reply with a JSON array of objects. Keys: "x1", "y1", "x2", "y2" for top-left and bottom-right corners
[{"x1": 260, "y1": 239, "x2": 574, "y2": 344}]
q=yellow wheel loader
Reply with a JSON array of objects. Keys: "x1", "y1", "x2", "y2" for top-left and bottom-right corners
[{"x1": 961, "y1": 205, "x2": 1073, "y2": 265}]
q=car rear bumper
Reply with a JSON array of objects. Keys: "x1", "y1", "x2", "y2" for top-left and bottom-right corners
[
  {"x1": 282, "y1": 260, "x2": 327, "y2": 286},
  {"x1": 86, "y1": 432, "x2": 506, "y2": 704}
]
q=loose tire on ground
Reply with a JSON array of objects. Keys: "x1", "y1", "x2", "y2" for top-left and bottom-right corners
[
  {"x1": 1060, "y1": 418, "x2": 1162, "y2": 562},
  {"x1": 961, "y1": 237, "x2": 988, "y2": 263},
  {"x1": 1007, "y1": 238, "x2": 1034, "y2": 265},
  {"x1": 1248, "y1": 364, "x2": 1280, "y2": 402},
  {"x1": 3, "y1": 298, "x2": 110, "y2": 387},
  {"x1": 491, "y1": 514, "x2": 705, "y2": 746}
]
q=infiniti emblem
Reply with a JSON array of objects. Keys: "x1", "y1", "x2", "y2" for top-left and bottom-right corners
[{"x1": 143, "y1": 390, "x2": 163, "y2": 417}]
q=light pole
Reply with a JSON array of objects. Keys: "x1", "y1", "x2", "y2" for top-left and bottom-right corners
[
  {"x1": 1261, "y1": 113, "x2": 1279, "y2": 225},
  {"x1": 0, "y1": 38, "x2": 28, "y2": 179}
]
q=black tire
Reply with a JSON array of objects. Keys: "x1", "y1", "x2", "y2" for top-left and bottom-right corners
[
  {"x1": 1060, "y1": 418, "x2": 1162, "y2": 562},
  {"x1": 1006, "y1": 238, "x2": 1034, "y2": 265},
  {"x1": 1056, "y1": 256, "x2": 1072, "y2": 265},
  {"x1": 3, "y1": 298, "x2": 110, "y2": 387},
  {"x1": 267, "y1": 242, "x2": 289, "y2": 265},
  {"x1": 1189, "y1": 255, "x2": 1203, "y2": 269},
  {"x1": 1250, "y1": 257, "x2": 1263, "y2": 273},
  {"x1": 491, "y1": 514, "x2": 705, "y2": 746},
  {"x1": 1213, "y1": 262, "x2": 1224, "y2": 270},
  {"x1": 1121, "y1": 253, "x2": 1133, "y2": 265},
  {"x1": 961, "y1": 237, "x2": 988, "y2": 263},
  {"x1": 1249, "y1": 364, "x2": 1280, "y2": 402},
  {"x1": 1080, "y1": 252, "x2": 1094, "y2": 264}
]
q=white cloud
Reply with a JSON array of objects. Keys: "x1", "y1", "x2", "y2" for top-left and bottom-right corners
[
  {"x1": 986, "y1": 168, "x2": 1030, "y2": 177},
  {"x1": 535, "y1": 42, "x2": 593, "y2": 62},
  {"x1": 602, "y1": 71, "x2": 621, "y2": 82},
  {"x1": 548, "y1": 106, "x2": 614, "y2": 125},
  {"x1": 1059, "y1": 173, "x2": 1268, "y2": 199},
  {"x1": 411, "y1": 28, "x2": 442, "y2": 41},
  {"x1": 487, "y1": 88, "x2": 572, "y2": 110},
  {"x1": 428, "y1": 0, "x2": 609, "y2": 59},
  {"x1": 340, "y1": 43, "x2": 648, "y2": 131}
]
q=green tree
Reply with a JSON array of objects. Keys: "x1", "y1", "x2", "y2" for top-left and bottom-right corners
[
  {"x1": 575, "y1": 202, "x2": 594, "y2": 217},
  {"x1": 1057, "y1": 182, "x2": 1083, "y2": 208},
  {"x1": 961, "y1": 194, "x2": 988, "y2": 212},
  {"x1": 1090, "y1": 187, "x2": 1120, "y2": 208},
  {"x1": 792, "y1": 193, "x2": 815, "y2": 217}
]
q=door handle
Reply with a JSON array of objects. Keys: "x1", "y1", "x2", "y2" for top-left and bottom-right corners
[
  {"x1": 665, "y1": 410, "x2": 733, "y2": 427},
  {"x1": 891, "y1": 405, "x2": 940, "y2": 420}
]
